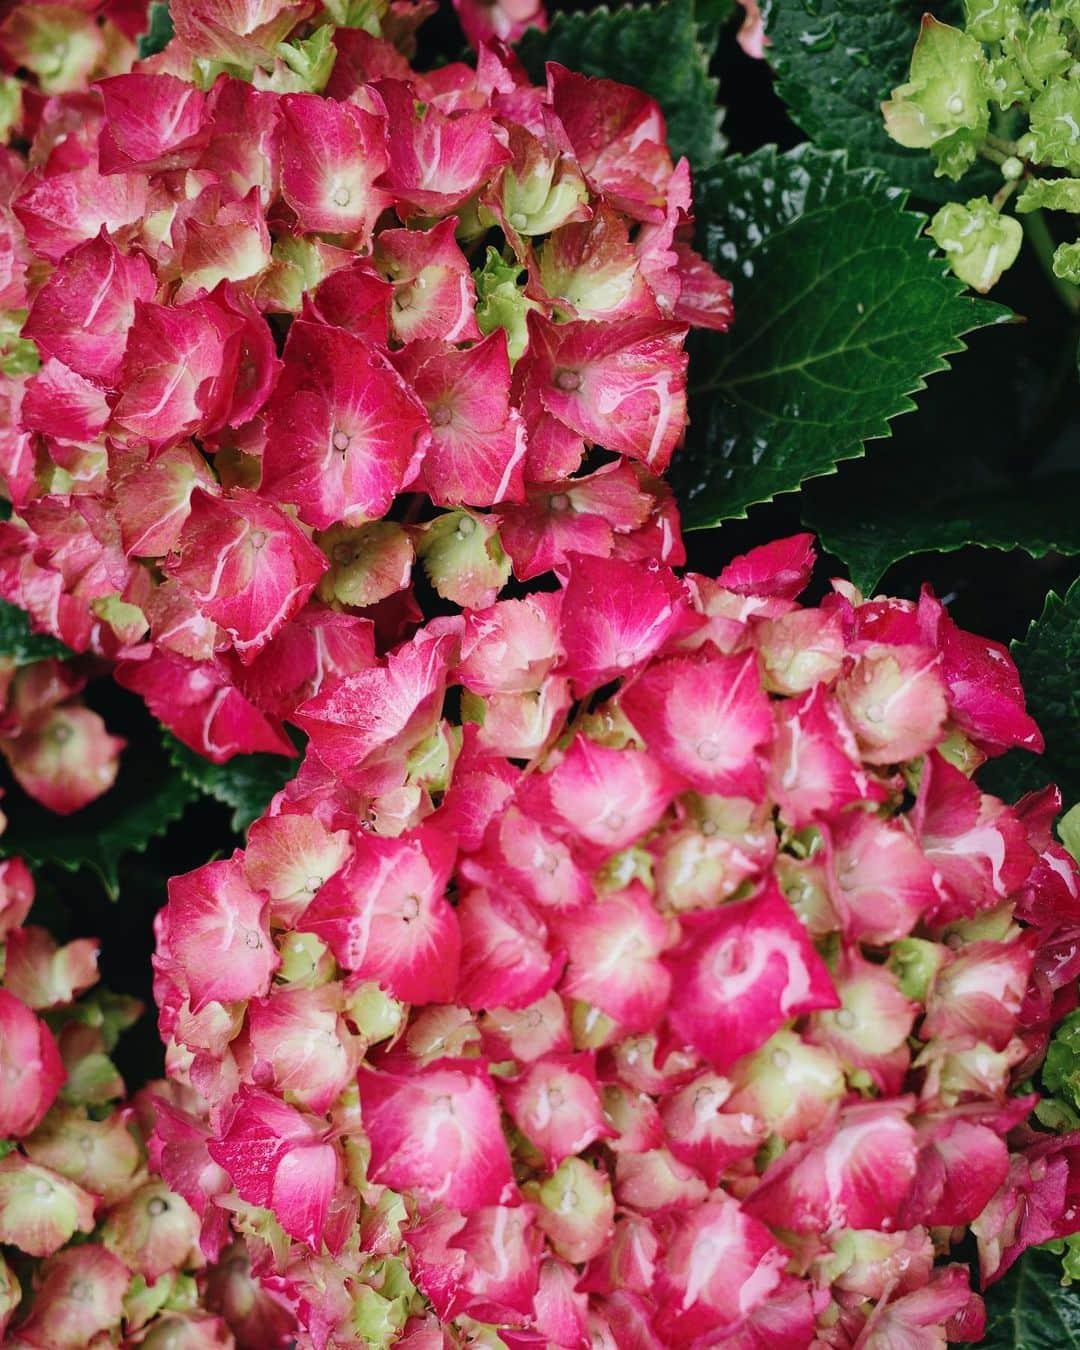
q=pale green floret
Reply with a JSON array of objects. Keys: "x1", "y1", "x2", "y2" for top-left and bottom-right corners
[
  {"x1": 474, "y1": 248, "x2": 542, "y2": 364},
  {"x1": 0, "y1": 78, "x2": 20, "y2": 144},
  {"x1": 500, "y1": 159, "x2": 589, "y2": 238},
  {"x1": 1053, "y1": 238, "x2": 1080, "y2": 281},
  {"x1": 1029, "y1": 82, "x2": 1080, "y2": 169},
  {"x1": 882, "y1": 18, "x2": 990, "y2": 180},
  {"x1": 1059, "y1": 801, "x2": 1080, "y2": 862},
  {"x1": 1016, "y1": 177, "x2": 1080, "y2": 213},
  {"x1": 928, "y1": 196, "x2": 1023, "y2": 291},
  {"x1": 417, "y1": 509, "x2": 512, "y2": 607},
  {"x1": 1017, "y1": 11, "x2": 1073, "y2": 88},
  {"x1": 888, "y1": 937, "x2": 946, "y2": 1002},
  {"x1": 272, "y1": 25, "x2": 337, "y2": 93},
  {"x1": 964, "y1": 0, "x2": 1022, "y2": 42}
]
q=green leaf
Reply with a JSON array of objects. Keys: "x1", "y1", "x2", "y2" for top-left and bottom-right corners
[
  {"x1": 0, "y1": 600, "x2": 72, "y2": 665},
  {"x1": 671, "y1": 144, "x2": 1010, "y2": 527},
  {"x1": 164, "y1": 733, "x2": 298, "y2": 834},
  {"x1": 980, "y1": 575, "x2": 1080, "y2": 805},
  {"x1": 760, "y1": 0, "x2": 997, "y2": 202},
  {"x1": 516, "y1": 0, "x2": 725, "y2": 172},
  {"x1": 810, "y1": 472, "x2": 1080, "y2": 595},
  {"x1": 981, "y1": 1247, "x2": 1080, "y2": 1348},
  {"x1": 0, "y1": 761, "x2": 198, "y2": 901},
  {"x1": 137, "y1": 1, "x2": 174, "y2": 59}
]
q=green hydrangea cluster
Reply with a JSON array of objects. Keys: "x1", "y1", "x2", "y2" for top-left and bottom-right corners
[{"x1": 884, "y1": 0, "x2": 1080, "y2": 292}]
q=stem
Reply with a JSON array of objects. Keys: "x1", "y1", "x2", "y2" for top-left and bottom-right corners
[
  {"x1": 979, "y1": 142, "x2": 1009, "y2": 167},
  {"x1": 992, "y1": 177, "x2": 1021, "y2": 211},
  {"x1": 985, "y1": 132, "x2": 1020, "y2": 158},
  {"x1": 1022, "y1": 208, "x2": 1080, "y2": 315}
]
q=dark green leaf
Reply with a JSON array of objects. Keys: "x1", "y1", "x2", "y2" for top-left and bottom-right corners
[
  {"x1": 980, "y1": 575, "x2": 1080, "y2": 805},
  {"x1": 137, "y1": 1, "x2": 174, "y2": 59},
  {"x1": 760, "y1": 0, "x2": 997, "y2": 202},
  {"x1": 810, "y1": 472, "x2": 1080, "y2": 595},
  {"x1": 981, "y1": 1247, "x2": 1080, "y2": 1349},
  {"x1": 671, "y1": 144, "x2": 1011, "y2": 527},
  {"x1": 0, "y1": 600, "x2": 72, "y2": 665},
  {"x1": 516, "y1": 0, "x2": 725, "y2": 172},
  {"x1": 694, "y1": 0, "x2": 736, "y2": 54},
  {"x1": 164, "y1": 733, "x2": 297, "y2": 834},
  {"x1": 0, "y1": 765, "x2": 198, "y2": 901}
]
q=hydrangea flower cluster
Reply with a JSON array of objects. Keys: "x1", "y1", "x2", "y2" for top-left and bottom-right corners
[
  {"x1": 0, "y1": 0, "x2": 730, "y2": 767},
  {"x1": 883, "y1": 0, "x2": 1080, "y2": 292},
  {"x1": 0, "y1": 653, "x2": 124, "y2": 815},
  {"x1": 150, "y1": 533, "x2": 1080, "y2": 1348},
  {"x1": 0, "y1": 844, "x2": 293, "y2": 1347}
]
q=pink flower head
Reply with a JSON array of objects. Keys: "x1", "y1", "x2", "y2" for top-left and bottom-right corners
[
  {"x1": 915, "y1": 751, "x2": 1036, "y2": 923},
  {"x1": 500, "y1": 1052, "x2": 612, "y2": 1169},
  {"x1": 374, "y1": 217, "x2": 482, "y2": 345},
  {"x1": 397, "y1": 333, "x2": 526, "y2": 508},
  {"x1": 745, "y1": 1099, "x2": 919, "y2": 1234},
  {"x1": 2, "y1": 703, "x2": 124, "y2": 814},
  {"x1": 555, "y1": 881, "x2": 672, "y2": 1031},
  {"x1": 825, "y1": 810, "x2": 938, "y2": 945},
  {"x1": 837, "y1": 639, "x2": 949, "y2": 765},
  {"x1": 114, "y1": 649, "x2": 296, "y2": 761},
  {"x1": 375, "y1": 79, "x2": 510, "y2": 216},
  {"x1": 164, "y1": 855, "x2": 279, "y2": 1012},
  {"x1": 0, "y1": 988, "x2": 66, "y2": 1137},
  {"x1": 357, "y1": 1059, "x2": 515, "y2": 1211},
  {"x1": 164, "y1": 488, "x2": 327, "y2": 663},
  {"x1": 295, "y1": 626, "x2": 457, "y2": 793},
  {"x1": 208, "y1": 1087, "x2": 339, "y2": 1250},
  {"x1": 557, "y1": 552, "x2": 691, "y2": 693},
  {"x1": 277, "y1": 92, "x2": 389, "y2": 240},
  {"x1": 665, "y1": 877, "x2": 839, "y2": 1071},
  {"x1": 531, "y1": 733, "x2": 681, "y2": 860},
  {"x1": 622, "y1": 646, "x2": 773, "y2": 797},
  {"x1": 548, "y1": 65, "x2": 673, "y2": 222},
  {"x1": 524, "y1": 314, "x2": 689, "y2": 473},
  {"x1": 300, "y1": 826, "x2": 460, "y2": 1003},
  {"x1": 408, "y1": 1205, "x2": 543, "y2": 1325},
  {"x1": 261, "y1": 320, "x2": 429, "y2": 531},
  {"x1": 456, "y1": 885, "x2": 563, "y2": 1012},
  {"x1": 22, "y1": 228, "x2": 155, "y2": 385},
  {"x1": 655, "y1": 1193, "x2": 789, "y2": 1342},
  {"x1": 97, "y1": 73, "x2": 208, "y2": 174}
]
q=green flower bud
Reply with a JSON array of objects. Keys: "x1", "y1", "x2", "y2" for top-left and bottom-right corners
[
  {"x1": 570, "y1": 999, "x2": 620, "y2": 1049},
  {"x1": 1059, "y1": 801, "x2": 1080, "y2": 863},
  {"x1": 883, "y1": 18, "x2": 990, "y2": 179},
  {"x1": 527, "y1": 1157, "x2": 615, "y2": 1264},
  {"x1": 0, "y1": 311, "x2": 38, "y2": 378},
  {"x1": 272, "y1": 25, "x2": 337, "y2": 93},
  {"x1": 1053, "y1": 239, "x2": 1080, "y2": 282},
  {"x1": 406, "y1": 722, "x2": 460, "y2": 795},
  {"x1": 1016, "y1": 177, "x2": 1080, "y2": 213},
  {"x1": 1000, "y1": 154, "x2": 1025, "y2": 180},
  {"x1": 416, "y1": 509, "x2": 511, "y2": 610},
  {"x1": 474, "y1": 248, "x2": 542, "y2": 364},
  {"x1": 1029, "y1": 82, "x2": 1080, "y2": 169},
  {"x1": 1015, "y1": 11, "x2": 1072, "y2": 88},
  {"x1": 321, "y1": 0, "x2": 386, "y2": 31},
  {"x1": 0, "y1": 77, "x2": 21, "y2": 144},
  {"x1": 316, "y1": 520, "x2": 414, "y2": 608},
  {"x1": 349, "y1": 1284, "x2": 408, "y2": 1348},
  {"x1": 1042, "y1": 1008, "x2": 1080, "y2": 1110},
  {"x1": 964, "y1": 0, "x2": 1021, "y2": 42},
  {"x1": 346, "y1": 981, "x2": 405, "y2": 1044},
  {"x1": 276, "y1": 929, "x2": 336, "y2": 987},
  {"x1": 888, "y1": 936, "x2": 947, "y2": 1002},
  {"x1": 928, "y1": 196, "x2": 1023, "y2": 291}
]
